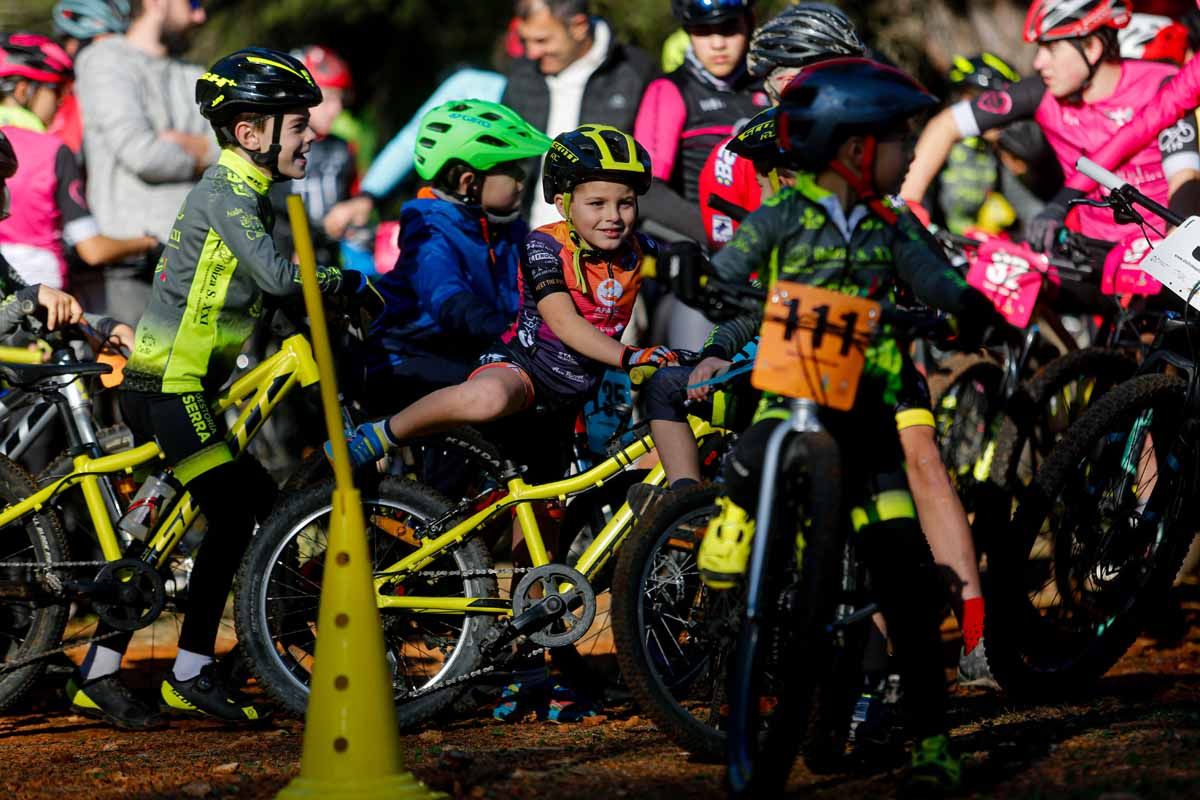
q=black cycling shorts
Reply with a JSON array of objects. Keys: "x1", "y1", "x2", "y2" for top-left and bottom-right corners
[{"x1": 119, "y1": 390, "x2": 233, "y2": 486}]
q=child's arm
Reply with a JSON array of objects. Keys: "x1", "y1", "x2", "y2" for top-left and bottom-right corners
[
  {"x1": 403, "y1": 208, "x2": 513, "y2": 343},
  {"x1": 212, "y1": 196, "x2": 344, "y2": 296},
  {"x1": 537, "y1": 293, "x2": 626, "y2": 366}
]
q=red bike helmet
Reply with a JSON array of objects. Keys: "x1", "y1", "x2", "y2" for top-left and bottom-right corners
[
  {"x1": 1023, "y1": 0, "x2": 1132, "y2": 43},
  {"x1": 293, "y1": 45, "x2": 352, "y2": 92},
  {"x1": 0, "y1": 130, "x2": 18, "y2": 180},
  {"x1": 0, "y1": 33, "x2": 73, "y2": 87}
]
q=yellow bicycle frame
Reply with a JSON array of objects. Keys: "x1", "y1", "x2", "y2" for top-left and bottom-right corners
[
  {"x1": 373, "y1": 416, "x2": 720, "y2": 615},
  {"x1": 0, "y1": 334, "x2": 321, "y2": 567}
]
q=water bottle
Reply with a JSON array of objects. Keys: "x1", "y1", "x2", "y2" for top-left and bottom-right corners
[{"x1": 118, "y1": 470, "x2": 181, "y2": 541}]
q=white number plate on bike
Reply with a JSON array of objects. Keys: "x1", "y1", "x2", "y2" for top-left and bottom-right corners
[{"x1": 1139, "y1": 215, "x2": 1200, "y2": 311}]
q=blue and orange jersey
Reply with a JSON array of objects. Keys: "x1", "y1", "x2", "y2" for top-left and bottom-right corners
[{"x1": 503, "y1": 220, "x2": 654, "y2": 373}]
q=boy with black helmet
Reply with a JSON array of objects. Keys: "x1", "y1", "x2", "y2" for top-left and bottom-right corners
[
  {"x1": 697, "y1": 58, "x2": 1006, "y2": 796},
  {"x1": 66, "y1": 47, "x2": 382, "y2": 730},
  {"x1": 361, "y1": 99, "x2": 551, "y2": 416}
]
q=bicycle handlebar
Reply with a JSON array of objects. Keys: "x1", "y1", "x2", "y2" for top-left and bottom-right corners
[{"x1": 1074, "y1": 156, "x2": 1186, "y2": 229}]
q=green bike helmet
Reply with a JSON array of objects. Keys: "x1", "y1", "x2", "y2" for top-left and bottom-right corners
[{"x1": 413, "y1": 99, "x2": 552, "y2": 182}]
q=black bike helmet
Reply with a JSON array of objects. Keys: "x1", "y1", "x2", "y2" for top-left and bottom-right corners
[
  {"x1": 746, "y1": 3, "x2": 864, "y2": 77},
  {"x1": 671, "y1": 0, "x2": 755, "y2": 27},
  {"x1": 776, "y1": 57, "x2": 938, "y2": 172},
  {"x1": 542, "y1": 124, "x2": 652, "y2": 204},
  {"x1": 726, "y1": 106, "x2": 785, "y2": 168},
  {"x1": 947, "y1": 52, "x2": 1021, "y2": 92},
  {"x1": 197, "y1": 47, "x2": 322, "y2": 175},
  {"x1": 0, "y1": 130, "x2": 18, "y2": 180}
]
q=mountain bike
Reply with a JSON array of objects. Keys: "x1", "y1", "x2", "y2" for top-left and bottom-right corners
[
  {"x1": 0, "y1": 328, "x2": 334, "y2": 710},
  {"x1": 928, "y1": 230, "x2": 1143, "y2": 532},
  {"x1": 987, "y1": 158, "x2": 1199, "y2": 698},
  {"x1": 233, "y1": 406, "x2": 727, "y2": 725}
]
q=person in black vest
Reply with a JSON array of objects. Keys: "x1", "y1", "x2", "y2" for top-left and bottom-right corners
[
  {"x1": 502, "y1": 0, "x2": 654, "y2": 228},
  {"x1": 633, "y1": 0, "x2": 770, "y2": 244}
]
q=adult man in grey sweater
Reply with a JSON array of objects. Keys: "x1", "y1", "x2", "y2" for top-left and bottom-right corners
[{"x1": 74, "y1": 0, "x2": 216, "y2": 324}]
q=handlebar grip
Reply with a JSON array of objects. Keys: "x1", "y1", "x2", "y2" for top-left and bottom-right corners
[{"x1": 1076, "y1": 157, "x2": 1127, "y2": 193}]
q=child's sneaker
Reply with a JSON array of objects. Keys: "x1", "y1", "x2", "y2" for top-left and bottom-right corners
[
  {"x1": 956, "y1": 639, "x2": 1000, "y2": 690},
  {"x1": 900, "y1": 733, "x2": 962, "y2": 799},
  {"x1": 698, "y1": 496, "x2": 754, "y2": 589},
  {"x1": 324, "y1": 420, "x2": 391, "y2": 469}
]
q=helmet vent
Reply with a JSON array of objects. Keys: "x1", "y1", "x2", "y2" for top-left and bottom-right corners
[
  {"x1": 476, "y1": 134, "x2": 511, "y2": 149},
  {"x1": 426, "y1": 122, "x2": 451, "y2": 134}
]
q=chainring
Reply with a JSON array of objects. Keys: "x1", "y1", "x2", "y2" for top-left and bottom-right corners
[
  {"x1": 511, "y1": 564, "x2": 596, "y2": 648},
  {"x1": 93, "y1": 559, "x2": 167, "y2": 632}
]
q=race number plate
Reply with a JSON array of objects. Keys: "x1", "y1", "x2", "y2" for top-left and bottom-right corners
[
  {"x1": 751, "y1": 282, "x2": 880, "y2": 411},
  {"x1": 965, "y1": 238, "x2": 1045, "y2": 329},
  {"x1": 1135, "y1": 216, "x2": 1200, "y2": 310}
]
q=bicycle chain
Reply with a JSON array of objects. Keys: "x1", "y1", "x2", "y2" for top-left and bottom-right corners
[
  {"x1": 1, "y1": 562, "x2": 546, "y2": 692},
  {"x1": 0, "y1": 560, "x2": 129, "y2": 674}
]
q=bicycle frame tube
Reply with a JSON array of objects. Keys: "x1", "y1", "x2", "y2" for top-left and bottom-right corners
[
  {"x1": 375, "y1": 417, "x2": 719, "y2": 613},
  {"x1": 0, "y1": 335, "x2": 320, "y2": 568},
  {"x1": 140, "y1": 335, "x2": 320, "y2": 566}
]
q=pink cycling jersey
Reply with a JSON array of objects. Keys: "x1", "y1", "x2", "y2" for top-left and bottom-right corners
[
  {"x1": 953, "y1": 61, "x2": 1193, "y2": 241},
  {"x1": 0, "y1": 107, "x2": 96, "y2": 289},
  {"x1": 1064, "y1": 54, "x2": 1200, "y2": 196}
]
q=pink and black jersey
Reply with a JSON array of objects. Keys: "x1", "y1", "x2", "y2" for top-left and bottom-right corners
[
  {"x1": 950, "y1": 62, "x2": 1198, "y2": 243},
  {"x1": 0, "y1": 111, "x2": 97, "y2": 290}
]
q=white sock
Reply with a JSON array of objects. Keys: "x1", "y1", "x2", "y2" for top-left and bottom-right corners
[
  {"x1": 80, "y1": 645, "x2": 123, "y2": 681},
  {"x1": 172, "y1": 649, "x2": 214, "y2": 682}
]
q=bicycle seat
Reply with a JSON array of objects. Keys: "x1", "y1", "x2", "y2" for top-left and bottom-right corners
[{"x1": 0, "y1": 360, "x2": 112, "y2": 387}]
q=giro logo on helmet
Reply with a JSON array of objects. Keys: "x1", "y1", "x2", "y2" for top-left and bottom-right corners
[{"x1": 448, "y1": 112, "x2": 492, "y2": 127}]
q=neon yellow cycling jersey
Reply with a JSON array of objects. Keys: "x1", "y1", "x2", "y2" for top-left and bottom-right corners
[{"x1": 124, "y1": 149, "x2": 343, "y2": 395}]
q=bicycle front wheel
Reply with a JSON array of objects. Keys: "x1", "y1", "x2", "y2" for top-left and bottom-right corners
[
  {"x1": 988, "y1": 374, "x2": 1196, "y2": 699},
  {"x1": 235, "y1": 476, "x2": 499, "y2": 726},
  {"x1": 726, "y1": 430, "x2": 844, "y2": 798}
]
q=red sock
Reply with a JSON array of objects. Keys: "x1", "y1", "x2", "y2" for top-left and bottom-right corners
[{"x1": 961, "y1": 596, "x2": 985, "y2": 654}]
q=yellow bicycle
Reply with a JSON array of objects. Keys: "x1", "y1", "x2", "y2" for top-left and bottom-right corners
[
  {"x1": 234, "y1": 411, "x2": 724, "y2": 727},
  {"x1": 0, "y1": 332, "x2": 322, "y2": 710}
]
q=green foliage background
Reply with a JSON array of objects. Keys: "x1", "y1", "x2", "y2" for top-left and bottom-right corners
[{"x1": 0, "y1": 0, "x2": 1031, "y2": 151}]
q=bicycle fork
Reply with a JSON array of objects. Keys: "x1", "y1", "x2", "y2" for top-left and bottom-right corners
[{"x1": 727, "y1": 398, "x2": 823, "y2": 793}]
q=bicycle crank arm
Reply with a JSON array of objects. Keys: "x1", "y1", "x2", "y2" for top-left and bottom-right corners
[{"x1": 480, "y1": 594, "x2": 566, "y2": 657}]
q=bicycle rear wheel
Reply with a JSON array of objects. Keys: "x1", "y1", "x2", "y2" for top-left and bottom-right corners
[
  {"x1": 726, "y1": 430, "x2": 844, "y2": 798},
  {"x1": 235, "y1": 476, "x2": 498, "y2": 725},
  {"x1": 988, "y1": 374, "x2": 1196, "y2": 698}
]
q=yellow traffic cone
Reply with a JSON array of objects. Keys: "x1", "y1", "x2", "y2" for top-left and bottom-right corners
[{"x1": 278, "y1": 197, "x2": 444, "y2": 800}]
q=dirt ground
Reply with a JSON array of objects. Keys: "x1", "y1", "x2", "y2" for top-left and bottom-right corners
[{"x1": 2, "y1": 599, "x2": 1199, "y2": 800}]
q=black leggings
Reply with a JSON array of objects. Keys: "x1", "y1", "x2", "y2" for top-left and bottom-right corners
[
  {"x1": 99, "y1": 391, "x2": 277, "y2": 656},
  {"x1": 722, "y1": 403, "x2": 947, "y2": 739}
]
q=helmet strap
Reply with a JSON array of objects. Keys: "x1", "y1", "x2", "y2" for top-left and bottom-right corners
[
  {"x1": 248, "y1": 113, "x2": 287, "y2": 180},
  {"x1": 1066, "y1": 36, "x2": 1103, "y2": 103},
  {"x1": 828, "y1": 135, "x2": 898, "y2": 225}
]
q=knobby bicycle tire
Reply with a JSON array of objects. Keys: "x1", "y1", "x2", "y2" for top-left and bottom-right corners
[
  {"x1": 989, "y1": 348, "x2": 1136, "y2": 501},
  {"x1": 929, "y1": 354, "x2": 1006, "y2": 513},
  {"x1": 0, "y1": 454, "x2": 69, "y2": 710},
  {"x1": 234, "y1": 476, "x2": 498, "y2": 726},
  {"x1": 727, "y1": 430, "x2": 844, "y2": 797},
  {"x1": 987, "y1": 374, "x2": 1195, "y2": 700},
  {"x1": 612, "y1": 483, "x2": 730, "y2": 760}
]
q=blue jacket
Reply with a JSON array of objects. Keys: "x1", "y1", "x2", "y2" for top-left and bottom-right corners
[{"x1": 369, "y1": 197, "x2": 525, "y2": 368}]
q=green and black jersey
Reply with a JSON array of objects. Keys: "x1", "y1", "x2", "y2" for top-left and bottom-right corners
[
  {"x1": 706, "y1": 174, "x2": 971, "y2": 404},
  {"x1": 124, "y1": 150, "x2": 344, "y2": 395}
]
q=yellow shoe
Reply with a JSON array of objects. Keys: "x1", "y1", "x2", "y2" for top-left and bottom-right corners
[{"x1": 698, "y1": 496, "x2": 754, "y2": 590}]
